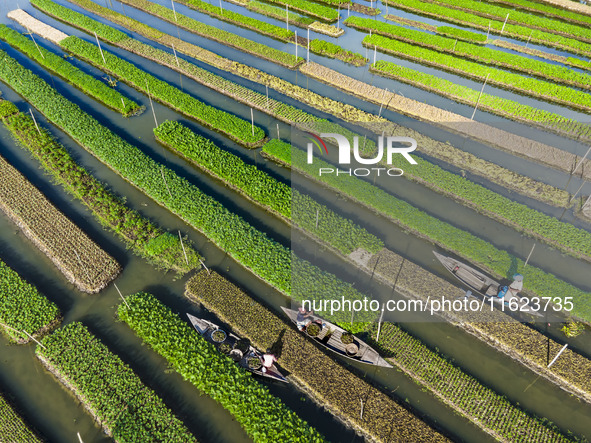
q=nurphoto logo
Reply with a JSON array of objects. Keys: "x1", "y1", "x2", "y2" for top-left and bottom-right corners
[{"x1": 306, "y1": 133, "x2": 418, "y2": 177}]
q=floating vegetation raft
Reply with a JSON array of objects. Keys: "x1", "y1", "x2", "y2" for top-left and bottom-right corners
[
  {"x1": 0, "y1": 258, "x2": 60, "y2": 343},
  {"x1": 186, "y1": 271, "x2": 450, "y2": 443},
  {"x1": 36, "y1": 322, "x2": 197, "y2": 442},
  {"x1": 0, "y1": 23, "x2": 141, "y2": 116},
  {"x1": 0, "y1": 151, "x2": 120, "y2": 293},
  {"x1": 0, "y1": 393, "x2": 42, "y2": 442},
  {"x1": 118, "y1": 292, "x2": 326, "y2": 442},
  {"x1": 372, "y1": 323, "x2": 573, "y2": 442},
  {"x1": 0, "y1": 100, "x2": 200, "y2": 274}
]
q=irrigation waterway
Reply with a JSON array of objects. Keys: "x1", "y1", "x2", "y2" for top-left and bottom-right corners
[{"x1": 0, "y1": 0, "x2": 591, "y2": 441}]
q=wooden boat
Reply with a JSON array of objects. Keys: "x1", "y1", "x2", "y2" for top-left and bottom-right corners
[
  {"x1": 433, "y1": 251, "x2": 541, "y2": 316},
  {"x1": 187, "y1": 314, "x2": 288, "y2": 383},
  {"x1": 281, "y1": 307, "x2": 393, "y2": 368}
]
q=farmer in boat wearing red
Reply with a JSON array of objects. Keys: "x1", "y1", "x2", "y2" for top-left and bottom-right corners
[{"x1": 497, "y1": 274, "x2": 524, "y2": 301}]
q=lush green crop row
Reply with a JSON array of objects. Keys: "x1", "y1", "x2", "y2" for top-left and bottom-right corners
[
  {"x1": 248, "y1": 1, "x2": 315, "y2": 27},
  {"x1": 154, "y1": 120, "x2": 383, "y2": 254},
  {"x1": 0, "y1": 25, "x2": 141, "y2": 116},
  {"x1": 58, "y1": 36, "x2": 265, "y2": 147},
  {"x1": 0, "y1": 51, "x2": 377, "y2": 327},
  {"x1": 431, "y1": 0, "x2": 590, "y2": 41},
  {"x1": 436, "y1": 25, "x2": 486, "y2": 43},
  {"x1": 0, "y1": 100, "x2": 200, "y2": 274},
  {"x1": 0, "y1": 258, "x2": 60, "y2": 343},
  {"x1": 372, "y1": 323, "x2": 570, "y2": 442},
  {"x1": 309, "y1": 39, "x2": 368, "y2": 66},
  {"x1": 348, "y1": 16, "x2": 591, "y2": 89},
  {"x1": 185, "y1": 271, "x2": 448, "y2": 443},
  {"x1": 487, "y1": 0, "x2": 591, "y2": 26},
  {"x1": 160, "y1": 0, "x2": 294, "y2": 40},
  {"x1": 364, "y1": 33, "x2": 591, "y2": 111},
  {"x1": 117, "y1": 0, "x2": 303, "y2": 67},
  {"x1": 261, "y1": 0, "x2": 339, "y2": 21},
  {"x1": 0, "y1": 394, "x2": 41, "y2": 442},
  {"x1": 383, "y1": 0, "x2": 591, "y2": 55},
  {"x1": 37, "y1": 322, "x2": 196, "y2": 442},
  {"x1": 370, "y1": 60, "x2": 591, "y2": 139},
  {"x1": 262, "y1": 140, "x2": 591, "y2": 320},
  {"x1": 118, "y1": 292, "x2": 325, "y2": 442}
]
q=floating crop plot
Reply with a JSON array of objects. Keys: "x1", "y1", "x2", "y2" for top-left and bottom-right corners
[
  {"x1": 0, "y1": 258, "x2": 60, "y2": 343},
  {"x1": 0, "y1": 393, "x2": 42, "y2": 442},
  {"x1": 118, "y1": 292, "x2": 326, "y2": 442},
  {"x1": 0, "y1": 149, "x2": 120, "y2": 293},
  {"x1": 0, "y1": 99, "x2": 201, "y2": 274},
  {"x1": 36, "y1": 323, "x2": 197, "y2": 442},
  {"x1": 0, "y1": 22, "x2": 141, "y2": 116},
  {"x1": 186, "y1": 271, "x2": 450, "y2": 443}
]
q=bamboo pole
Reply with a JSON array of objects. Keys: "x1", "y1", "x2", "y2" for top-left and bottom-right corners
[
  {"x1": 501, "y1": 13, "x2": 509, "y2": 34},
  {"x1": 470, "y1": 74, "x2": 489, "y2": 120},
  {"x1": 375, "y1": 305, "x2": 385, "y2": 341},
  {"x1": 29, "y1": 108, "x2": 41, "y2": 134},
  {"x1": 178, "y1": 230, "x2": 189, "y2": 265},
  {"x1": 286, "y1": 5, "x2": 289, "y2": 31},
  {"x1": 114, "y1": 283, "x2": 130, "y2": 309},
  {"x1": 160, "y1": 167, "x2": 173, "y2": 198},
  {"x1": 524, "y1": 243, "x2": 535, "y2": 267},
  {"x1": 146, "y1": 79, "x2": 158, "y2": 127},
  {"x1": 94, "y1": 32, "x2": 106, "y2": 64},
  {"x1": 548, "y1": 344, "x2": 568, "y2": 368},
  {"x1": 251, "y1": 108, "x2": 254, "y2": 136},
  {"x1": 27, "y1": 28, "x2": 44, "y2": 60}
]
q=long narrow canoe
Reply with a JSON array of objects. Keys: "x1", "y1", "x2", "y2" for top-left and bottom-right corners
[
  {"x1": 187, "y1": 314, "x2": 288, "y2": 382},
  {"x1": 433, "y1": 251, "x2": 542, "y2": 316},
  {"x1": 281, "y1": 307, "x2": 393, "y2": 368}
]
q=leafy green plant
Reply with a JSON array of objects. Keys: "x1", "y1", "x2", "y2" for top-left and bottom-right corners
[
  {"x1": 58, "y1": 36, "x2": 265, "y2": 147},
  {"x1": 262, "y1": 140, "x2": 591, "y2": 320},
  {"x1": 0, "y1": 259, "x2": 60, "y2": 343},
  {"x1": 0, "y1": 100, "x2": 200, "y2": 274},
  {"x1": 436, "y1": 25, "x2": 487, "y2": 43},
  {"x1": 364, "y1": 33, "x2": 591, "y2": 111},
  {"x1": 0, "y1": 394, "x2": 41, "y2": 442},
  {"x1": 247, "y1": 1, "x2": 315, "y2": 27},
  {"x1": 259, "y1": 0, "x2": 339, "y2": 21},
  {"x1": 118, "y1": 292, "x2": 326, "y2": 442},
  {"x1": 37, "y1": 323, "x2": 196, "y2": 442}
]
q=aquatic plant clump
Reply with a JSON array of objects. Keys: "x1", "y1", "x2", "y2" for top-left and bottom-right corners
[
  {"x1": 36, "y1": 322, "x2": 197, "y2": 442},
  {"x1": 0, "y1": 394, "x2": 42, "y2": 442},
  {"x1": 0, "y1": 259, "x2": 61, "y2": 343},
  {"x1": 0, "y1": 100, "x2": 201, "y2": 274},
  {"x1": 117, "y1": 292, "x2": 326, "y2": 442}
]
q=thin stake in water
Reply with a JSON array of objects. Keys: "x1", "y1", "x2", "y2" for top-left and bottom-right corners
[
  {"x1": 486, "y1": 21, "x2": 490, "y2": 40},
  {"x1": 315, "y1": 208, "x2": 319, "y2": 229},
  {"x1": 307, "y1": 28, "x2": 310, "y2": 63},
  {"x1": 29, "y1": 108, "x2": 41, "y2": 134},
  {"x1": 77, "y1": 432, "x2": 84, "y2": 443},
  {"x1": 286, "y1": 5, "x2": 289, "y2": 30},
  {"x1": 276, "y1": 123, "x2": 280, "y2": 139},
  {"x1": 375, "y1": 305, "x2": 385, "y2": 341},
  {"x1": 564, "y1": 146, "x2": 591, "y2": 190},
  {"x1": 0, "y1": 322, "x2": 46, "y2": 348},
  {"x1": 114, "y1": 283, "x2": 130, "y2": 309},
  {"x1": 266, "y1": 84, "x2": 269, "y2": 108},
  {"x1": 378, "y1": 88, "x2": 388, "y2": 117},
  {"x1": 525, "y1": 30, "x2": 533, "y2": 49},
  {"x1": 120, "y1": 97, "x2": 125, "y2": 109},
  {"x1": 471, "y1": 74, "x2": 489, "y2": 120},
  {"x1": 524, "y1": 243, "x2": 535, "y2": 267},
  {"x1": 582, "y1": 193, "x2": 591, "y2": 212},
  {"x1": 295, "y1": 31, "x2": 298, "y2": 61},
  {"x1": 337, "y1": 7, "x2": 340, "y2": 29},
  {"x1": 146, "y1": 78, "x2": 158, "y2": 127},
  {"x1": 219, "y1": 0, "x2": 223, "y2": 14},
  {"x1": 373, "y1": 45, "x2": 377, "y2": 64},
  {"x1": 250, "y1": 108, "x2": 254, "y2": 137},
  {"x1": 178, "y1": 230, "x2": 189, "y2": 265},
  {"x1": 160, "y1": 167, "x2": 173, "y2": 198},
  {"x1": 94, "y1": 32, "x2": 107, "y2": 64},
  {"x1": 171, "y1": 0, "x2": 178, "y2": 21}
]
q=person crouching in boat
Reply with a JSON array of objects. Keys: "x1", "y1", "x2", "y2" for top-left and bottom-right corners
[
  {"x1": 497, "y1": 274, "x2": 524, "y2": 299},
  {"x1": 296, "y1": 306, "x2": 314, "y2": 331},
  {"x1": 261, "y1": 353, "x2": 277, "y2": 373}
]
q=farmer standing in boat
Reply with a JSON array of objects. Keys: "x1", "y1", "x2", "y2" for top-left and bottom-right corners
[
  {"x1": 296, "y1": 306, "x2": 314, "y2": 331},
  {"x1": 498, "y1": 274, "x2": 524, "y2": 299},
  {"x1": 261, "y1": 354, "x2": 277, "y2": 373}
]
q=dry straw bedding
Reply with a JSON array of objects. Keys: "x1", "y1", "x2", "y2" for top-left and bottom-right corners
[{"x1": 0, "y1": 153, "x2": 120, "y2": 292}]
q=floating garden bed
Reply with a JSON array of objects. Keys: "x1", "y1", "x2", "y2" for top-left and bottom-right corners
[
  {"x1": 382, "y1": 0, "x2": 591, "y2": 56},
  {"x1": 485, "y1": 0, "x2": 591, "y2": 26},
  {"x1": 347, "y1": 16, "x2": 591, "y2": 90},
  {"x1": 0, "y1": 145, "x2": 120, "y2": 293},
  {"x1": 185, "y1": 271, "x2": 449, "y2": 443},
  {"x1": 0, "y1": 100, "x2": 201, "y2": 274},
  {"x1": 36, "y1": 322, "x2": 196, "y2": 442},
  {"x1": 369, "y1": 60, "x2": 591, "y2": 143},
  {"x1": 58, "y1": 36, "x2": 266, "y2": 147},
  {"x1": 116, "y1": 0, "x2": 304, "y2": 67},
  {"x1": 0, "y1": 394, "x2": 42, "y2": 442},
  {"x1": 262, "y1": 140, "x2": 591, "y2": 320},
  {"x1": 371, "y1": 323, "x2": 571, "y2": 442},
  {"x1": 154, "y1": 120, "x2": 383, "y2": 255},
  {"x1": 0, "y1": 257, "x2": 61, "y2": 343},
  {"x1": 258, "y1": 0, "x2": 339, "y2": 22},
  {"x1": 247, "y1": 1, "x2": 316, "y2": 28},
  {"x1": 0, "y1": 24, "x2": 141, "y2": 116},
  {"x1": 117, "y1": 292, "x2": 326, "y2": 442},
  {"x1": 363, "y1": 34, "x2": 591, "y2": 112}
]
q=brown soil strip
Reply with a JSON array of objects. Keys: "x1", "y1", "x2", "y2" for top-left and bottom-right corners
[
  {"x1": 0, "y1": 153, "x2": 120, "y2": 293},
  {"x1": 7, "y1": 9, "x2": 67, "y2": 43}
]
